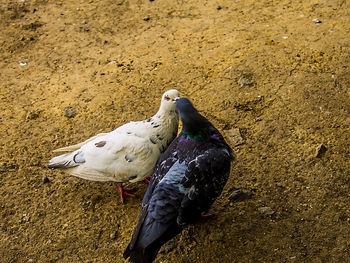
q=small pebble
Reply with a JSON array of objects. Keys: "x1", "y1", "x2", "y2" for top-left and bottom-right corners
[
  {"x1": 258, "y1": 207, "x2": 275, "y2": 216},
  {"x1": 26, "y1": 110, "x2": 40, "y2": 120},
  {"x1": 42, "y1": 176, "x2": 50, "y2": 183},
  {"x1": 343, "y1": 117, "x2": 350, "y2": 126},
  {"x1": 312, "y1": 18, "x2": 322, "y2": 24},
  {"x1": 0, "y1": 164, "x2": 19, "y2": 172},
  {"x1": 81, "y1": 201, "x2": 91, "y2": 210},
  {"x1": 227, "y1": 189, "x2": 252, "y2": 201},
  {"x1": 64, "y1": 107, "x2": 77, "y2": 118},
  {"x1": 238, "y1": 73, "x2": 253, "y2": 87},
  {"x1": 90, "y1": 215, "x2": 99, "y2": 223},
  {"x1": 22, "y1": 213, "x2": 31, "y2": 223},
  {"x1": 209, "y1": 231, "x2": 225, "y2": 241},
  {"x1": 110, "y1": 231, "x2": 118, "y2": 240},
  {"x1": 315, "y1": 144, "x2": 327, "y2": 158},
  {"x1": 224, "y1": 65, "x2": 233, "y2": 73},
  {"x1": 225, "y1": 128, "x2": 244, "y2": 146},
  {"x1": 239, "y1": 210, "x2": 246, "y2": 216}
]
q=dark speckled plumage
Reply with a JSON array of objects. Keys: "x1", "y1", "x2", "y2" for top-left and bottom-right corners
[{"x1": 124, "y1": 98, "x2": 235, "y2": 263}]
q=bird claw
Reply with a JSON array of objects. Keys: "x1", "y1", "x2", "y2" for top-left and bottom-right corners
[{"x1": 117, "y1": 185, "x2": 136, "y2": 203}]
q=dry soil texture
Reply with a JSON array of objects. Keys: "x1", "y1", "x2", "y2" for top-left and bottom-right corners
[{"x1": 0, "y1": 0, "x2": 349, "y2": 262}]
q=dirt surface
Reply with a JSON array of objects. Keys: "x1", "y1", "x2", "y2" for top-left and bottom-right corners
[{"x1": 1, "y1": 0, "x2": 349, "y2": 262}]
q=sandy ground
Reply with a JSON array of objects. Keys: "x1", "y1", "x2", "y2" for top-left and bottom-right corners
[{"x1": 0, "y1": 0, "x2": 349, "y2": 262}]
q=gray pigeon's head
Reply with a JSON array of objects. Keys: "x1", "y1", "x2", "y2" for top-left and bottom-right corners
[
  {"x1": 176, "y1": 98, "x2": 208, "y2": 134},
  {"x1": 160, "y1": 89, "x2": 180, "y2": 111},
  {"x1": 175, "y1": 98, "x2": 197, "y2": 115}
]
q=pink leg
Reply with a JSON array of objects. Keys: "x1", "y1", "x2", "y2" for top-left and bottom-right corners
[
  {"x1": 144, "y1": 176, "x2": 152, "y2": 184},
  {"x1": 117, "y1": 184, "x2": 135, "y2": 203}
]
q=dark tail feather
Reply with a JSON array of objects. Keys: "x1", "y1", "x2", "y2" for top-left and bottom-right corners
[
  {"x1": 128, "y1": 246, "x2": 158, "y2": 263},
  {"x1": 123, "y1": 235, "x2": 160, "y2": 263},
  {"x1": 124, "y1": 220, "x2": 181, "y2": 263}
]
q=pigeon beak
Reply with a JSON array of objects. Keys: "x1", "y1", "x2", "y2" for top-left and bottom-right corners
[{"x1": 173, "y1": 97, "x2": 180, "y2": 102}]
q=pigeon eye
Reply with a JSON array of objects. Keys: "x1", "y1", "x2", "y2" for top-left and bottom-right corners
[{"x1": 164, "y1": 95, "x2": 171, "y2": 101}]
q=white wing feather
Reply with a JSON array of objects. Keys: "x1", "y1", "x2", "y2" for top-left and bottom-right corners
[
  {"x1": 53, "y1": 133, "x2": 108, "y2": 152},
  {"x1": 58, "y1": 131, "x2": 159, "y2": 182}
]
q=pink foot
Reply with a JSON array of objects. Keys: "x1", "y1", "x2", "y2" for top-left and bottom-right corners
[
  {"x1": 200, "y1": 213, "x2": 214, "y2": 219},
  {"x1": 117, "y1": 185, "x2": 135, "y2": 203},
  {"x1": 144, "y1": 176, "x2": 152, "y2": 184}
]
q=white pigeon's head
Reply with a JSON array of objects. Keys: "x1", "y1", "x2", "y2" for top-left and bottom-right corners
[{"x1": 159, "y1": 89, "x2": 180, "y2": 111}]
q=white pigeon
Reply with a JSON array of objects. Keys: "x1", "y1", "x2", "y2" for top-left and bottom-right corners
[{"x1": 48, "y1": 89, "x2": 180, "y2": 202}]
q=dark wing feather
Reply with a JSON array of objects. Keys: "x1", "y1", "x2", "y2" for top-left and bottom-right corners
[
  {"x1": 142, "y1": 137, "x2": 179, "y2": 206},
  {"x1": 178, "y1": 146, "x2": 232, "y2": 226},
  {"x1": 208, "y1": 125, "x2": 236, "y2": 160},
  {"x1": 123, "y1": 137, "x2": 179, "y2": 260}
]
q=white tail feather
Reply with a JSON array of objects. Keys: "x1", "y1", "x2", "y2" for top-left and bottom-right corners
[
  {"x1": 53, "y1": 133, "x2": 108, "y2": 152},
  {"x1": 48, "y1": 152, "x2": 80, "y2": 169}
]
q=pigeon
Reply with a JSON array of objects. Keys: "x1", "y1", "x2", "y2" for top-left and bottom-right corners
[
  {"x1": 48, "y1": 89, "x2": 180, "y2": 202},
  {"x1": 123, "y1": 97, "x2": 235, "y2": 262}
]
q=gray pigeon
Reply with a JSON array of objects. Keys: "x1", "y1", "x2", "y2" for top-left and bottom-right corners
[{"x1": 124, "y1": 97, "x2": 235, "y2": 262}]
